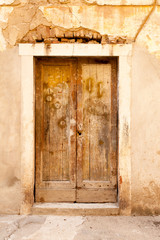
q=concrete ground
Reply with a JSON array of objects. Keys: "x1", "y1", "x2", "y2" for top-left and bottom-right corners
[{"x1": 0, "y1": 215, "x2": 160, "y2": 240}]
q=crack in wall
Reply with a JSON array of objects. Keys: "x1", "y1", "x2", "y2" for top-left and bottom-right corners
[
  {"x1": 134, "y1": 0, "x2": 157, "y2": 41},
  {"x1": 66, "y1": 3, "x2": 81, "y2": 24}
]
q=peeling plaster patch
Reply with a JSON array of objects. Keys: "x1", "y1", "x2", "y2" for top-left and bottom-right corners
[
  {"x1": 29, "y1": 9, "x2": 52, "y2": 30},
  {"x1": 0, "y1": 28, "x2": 6, "y2": 51},
  {"x1": 83, "y1": 0, "x2": 154, "y2": 5},
  {"x1": 17, "y1": 0, "x2": 29, "y2": 3},
  {"x1": 0, "y1": 0, "x2": 15, "y2": 4},
  {"x1": 0, "y1": 4, "x2": 154, "y2": 48},
  {"x1": 58, "y1": 0, "x2": 70, "y2": 3},
  {"x1": 29, "y1": 0, "x2": 49, "y2": 4},
  {"x1": 0, "y1": 7, "x2": 13, "y2": 24},
  {"x1": 6, "y1": 25, "x2": 20, "y2": 45},
  {"x1": 39, "y1": 5, "x2": 153, "y2": 38},
  {"x1": 39, "y1": 6, "x2": 81, "y2": 29},
  {"x1": 2, "y1": 4, "x2": 51, "y2": 46}
]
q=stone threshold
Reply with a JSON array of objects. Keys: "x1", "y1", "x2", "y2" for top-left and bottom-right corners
[{"x1": 31, "y1": 203, "x2": 119, "y2": 216}]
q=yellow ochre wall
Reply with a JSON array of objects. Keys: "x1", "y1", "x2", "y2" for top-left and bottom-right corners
[{"x1": 0, "y1": 0, "x2": 160, "y2": 215}]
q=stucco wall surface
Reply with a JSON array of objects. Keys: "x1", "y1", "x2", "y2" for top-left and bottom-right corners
[
  {"x1": 0, "y1": 0, "x2": 160, "y2": 215},
  {"x1": 0, "y1": 47, "x2": 21, "y2": 214},
  {"x1": 131, "y1": 45, "x2": 160, "y2": 215}
]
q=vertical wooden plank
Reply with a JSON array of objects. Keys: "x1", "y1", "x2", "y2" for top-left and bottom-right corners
[
  {"x1": 62, "y1": 66, "x2": 70, "y2": 180},
  {"x1": 52, "y1": 65, "x2": 63, "y2": 180},
  {"x1": 81, "y1": 62, "x2": 90, "y2": 181},
  {"x1": 110, "y1": 58, "x2": 118, "y2": 186},
  {"x1": 35, "y1": 60, "x2": 43, "y2": 187},
  {"x1": 77, "y1": 58, "x2": 117, "y2": 203},
  {"x1": 36, "y1": 58, "x2": 77, "y2": 202},
  {"x1": 88, "y1": 63, "x2": 99, "y2": 180},
  {"x1": 42, "y1": 66, "x2": 51, "y2": 181},
  {"x1": 69, "y1": 61, "x2": 77, "y2": 185},
  {"x1": 45, "y1": 65, "x2": 69, "y2": 181},
  {"x1": 81, "y1": 61, "x2": 112, "y2": 182},
  {"x1": 76, "y1": 59, "x2": 84, "y2": 188}
]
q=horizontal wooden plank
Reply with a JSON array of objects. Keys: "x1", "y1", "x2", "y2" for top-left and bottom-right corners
[
  {"x1": 76, "y1": 189, "x2": 117, "y2": 203},
  {"x1": 82, "y1": 181, "x2": 114, "y2": 189},
  {"x1": 36, "y1": 181, "x2": 75, "y2": 189},
  {"x1": 35, "y1": 189, "x2": 76, "y2": 202}
]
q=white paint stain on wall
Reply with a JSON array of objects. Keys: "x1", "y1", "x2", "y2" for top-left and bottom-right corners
[
  {"x1": 0, "y1": 0, "x2": 15, "y2": 4},
  {"x1": 0, "y1": 7, "x2": 13, "y2": 23},
  {"x1": 0, "y1": 7, "x2": 13, "y2": 51},
  {"x1": 0, "y1": 28, "x2": 6, "y2": 51}
]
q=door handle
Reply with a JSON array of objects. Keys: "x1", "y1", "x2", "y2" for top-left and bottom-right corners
[
  {"x1": 77, "y1": 124, "x2": 83, "y2": 136},
  {"x1": 77, "y1": 130, "x2": 82, "y2": 136}
]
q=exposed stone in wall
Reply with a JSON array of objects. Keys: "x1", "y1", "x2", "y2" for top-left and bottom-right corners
[
  {"x1": 20, "y1": 25, "x2": 131, "y2": 44},
  {"x1": 21, "y1": 26, "x2": 100, "y2": 43}
]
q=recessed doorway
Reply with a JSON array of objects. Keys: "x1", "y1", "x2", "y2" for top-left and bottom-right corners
[{"x1": 35, "y1": 57, "x2": 118, "y2": 203}]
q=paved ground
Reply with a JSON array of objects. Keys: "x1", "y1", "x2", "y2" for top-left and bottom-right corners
[{"x1": 0, "y1": 215, "x2": 160, "y2": 240}]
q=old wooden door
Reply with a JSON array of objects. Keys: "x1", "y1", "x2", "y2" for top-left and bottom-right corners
[{"x1": 35, "y1": 57, "x2": 117, "y2": 203}]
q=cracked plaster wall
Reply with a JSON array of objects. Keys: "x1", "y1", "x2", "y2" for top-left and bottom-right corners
[{"x1": 0, "y1": 0, "x2": 160, "y2": 214}]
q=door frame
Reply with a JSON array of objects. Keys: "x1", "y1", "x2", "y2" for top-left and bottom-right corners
[{"x1": 19, "y1": 43, "x2": 132, "y2": 215}]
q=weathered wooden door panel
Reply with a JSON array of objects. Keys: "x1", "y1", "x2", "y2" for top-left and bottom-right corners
[
  {"x1": 77, "y1": 58, "x2": 117, "y2": 202},
  {"x1": 76, "y1": 189, "x2": 116, "y2": 203},
  {"x1": 35, "y1": 57, "x2": 117, "y2": 203},
  {"x1": 35, "y1": 58, "x2": 77, "y2": 202},
  {"x1": 36, "y1": 189, "x2": 76, "y2": 203}
]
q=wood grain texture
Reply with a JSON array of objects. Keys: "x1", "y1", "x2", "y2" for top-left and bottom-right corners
[
  {"x1": 77, "y1": 58, "x2": 117, "y2": 202},
  {"x1": 82, "y1": 62, "x2": 111, "y2": 181},
  {"x1": 35, "y1": 57, "x2": 117, "y2": 203},
  {"x1": 35, "y1": 58, "x2": 77, "y2": 202},
  {"x1": 36, "y1": 189, "x2": 76, "y2": 203},
  {"x1": 76, "y1": 189, "x2": 117, "y2": 203}
]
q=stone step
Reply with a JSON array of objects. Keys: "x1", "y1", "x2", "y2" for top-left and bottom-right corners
[{"x1": 31, "y1": 203, "x2": 119, "y2": 216}]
